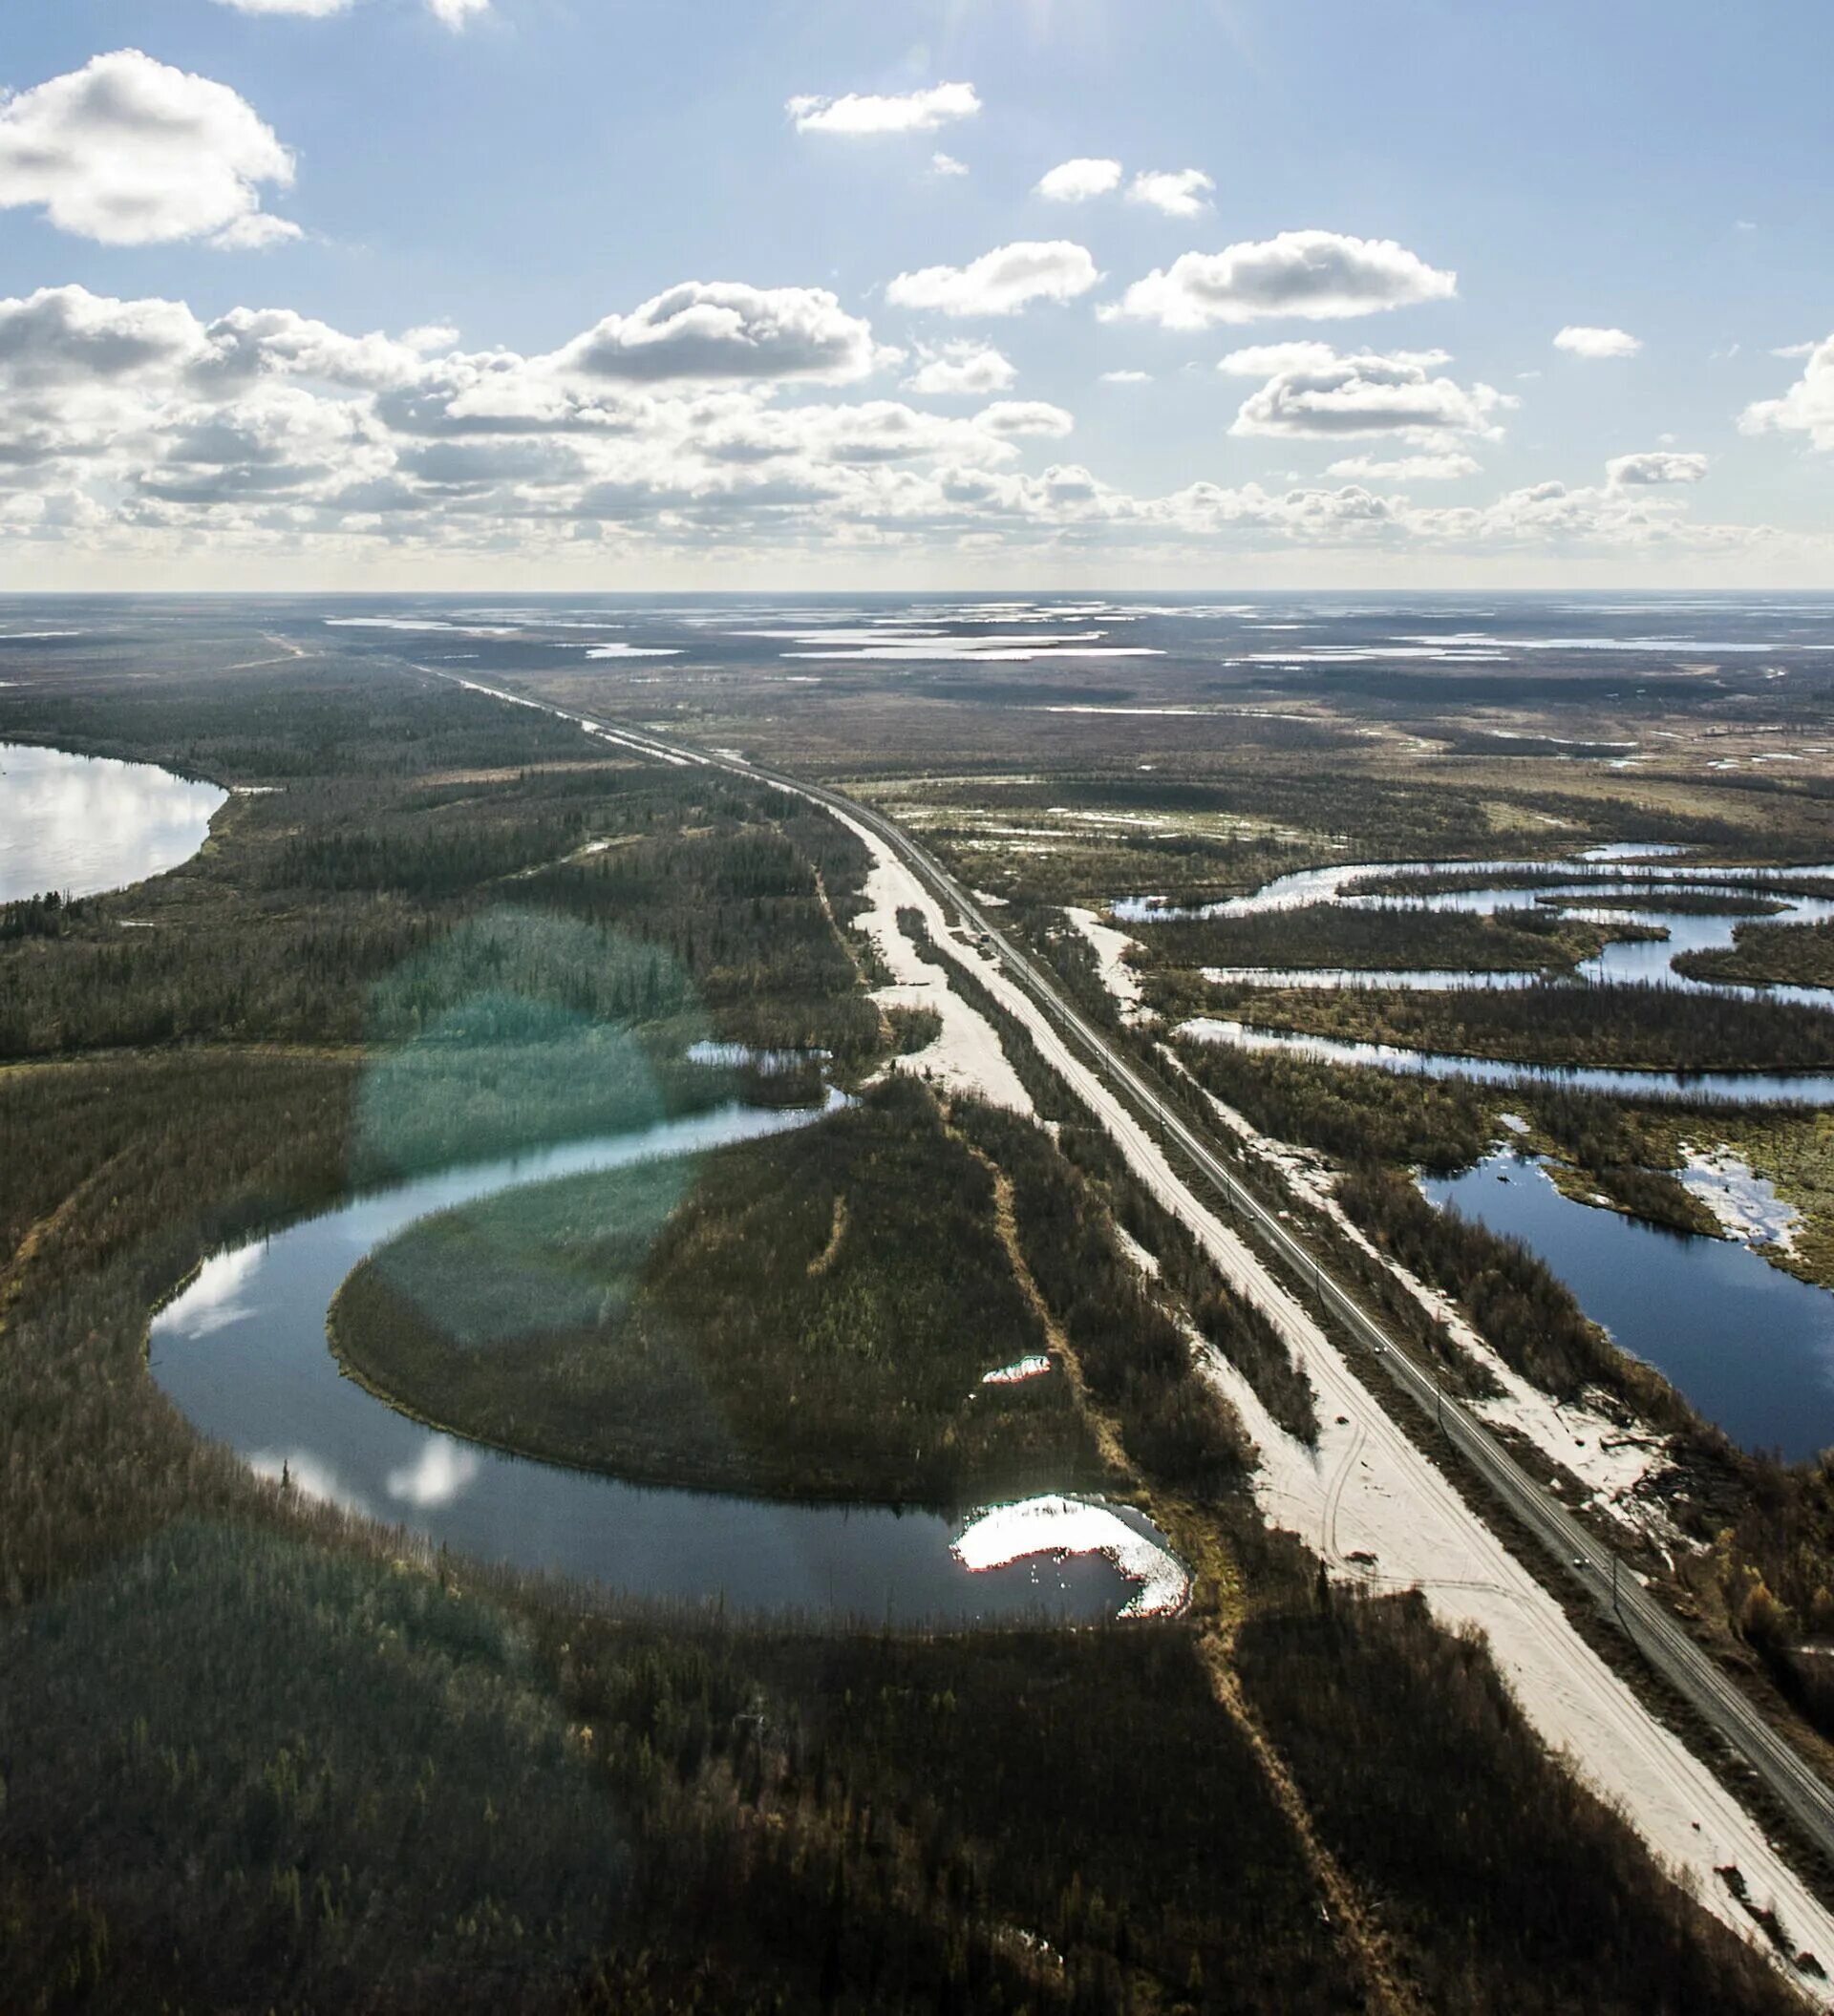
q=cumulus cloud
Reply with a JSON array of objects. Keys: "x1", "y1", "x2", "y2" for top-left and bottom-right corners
[
  {"x1": 555, "y1": 282, "x2": 883, "y2": 384},
  {"x1": 1216, "y1": 340, "x2": 1350, "y2": 377},
  {"x1": 1741, "y1": 336, "x2": 1834, "y2": 451},
  {"x1": 0, "y1": 286, "x2": 209, "y2": 390},
  {"x1": 886, "y1": 241, "x2": 1100, "y2": 317},
  {"x1": 0, "y1": 280, "x2": 1811, "y2": 577},
  {"x1": 1607, "y1": 450, "x2": 1708, "y2": 487},
  {"x1": 213, "y1": 0, "x2": 485, "y2": 18},
  {"x1": 903, "y1": 342, "x2": 1016, "y2": 396},
  {"x1": 211, "y1": 0, "x2": 354, "y2": 13},
  {"x1": 0, "y1": 51, "x2": 299, "y2": 250},
  {"x1": 1554, "y1": 325, "x2": 1642, "y2": 359},
  {"x1": 974, "y1": 400, "x2": 1074, "y2": 438},
  {"x1": 1227, "y1": 349, "x2": 1512, "y2": 444},
  {"x1": 1126, "y1": 169, "x2": 1215, "y2": 219},
  {"x1": 1328, "y1": 452, "x2": 1482, "y2": 482},
  {"x1": 787, "y1": 81, "x2": 980, "y2": 137},
  {"x1": 1036, "y1": 158, "x2": 1122, "y2": 202},
  {"x1": 1101, "y1": 370, "x2": 1152, "y2": 384},
  {"x1": 1105, "y1": 230, "x2": 1457, "y2": 329},
  {"x1": 930, "y1": 152, "x2": 969, "y2": 179}
]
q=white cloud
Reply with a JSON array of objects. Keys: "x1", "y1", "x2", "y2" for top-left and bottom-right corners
[
  {"x1": 1228, "y1": 349, "x2": 1512, "y2": 443},
  {"x1": 195, "y1": 307, "x2": 431, "y2": 391},
  {"x1": 555, "y1": 282, "x2": 883, "y2": 384},
  {"x1": 1217, "y1": 340, "x2": 1348, "y2": 377},
  {"x1": 1036, "y1": 158, "x2": 1122, "y2": 202},
  {"x1": 903, "y1": 342, "x2": 1016, "y2": 396},
  {"x1": 787, "y1": 81, "x2": 980, "y2": 137},
  {"x1": 211, "y1": 0, "x2": 353, "y2": 13},
  {"x1": 1553, "y1": 325, "x2": 1642, "y2": 359},
  {"x1": 1741, "y1": 336, "x2": 1834, "y2": 452},
  {"x1": 1328, "y1": 452, "x2": 1482, "y2": 482},
  {"x1": 1772, "y1": 342, "x2": 1817, "y2": 360},
  {"x1": 0, "y1": 286, "x2": 209, "y2": 389},
  {"x1": 1125, "y1": 169, "x2": 1215, "y2": 220},
  {"x1": 1, "y1": 281, "x2": 1817, "y2": 580},
  {"x1": 1607, "y1": 450, "x2": 1708, "y2": 487},
  {"x1": 1105, "y1": 229, "x2": 1456, "y2": 330},
  {"x1": 886, "y1": 241, "x2": 1100, "y2": 318},
  {"x1": 974, "y1": 400, "x2": 1074, "y2": 438},
  {"x1": 0, "y1": 49, "x2": 299, "y2": 248},
  {"x1": 1100, "y1": 370, "x2": 1152, "y2": 384},
  {"x1": 212, "y1": 0, "x2": 485, "y2": 18},
  {"x1": 930, "y1": 152, "x2": 970, "y2": 179},
  {"x1": 402, "y1": 323, "x2": 461, "y2": 353}
]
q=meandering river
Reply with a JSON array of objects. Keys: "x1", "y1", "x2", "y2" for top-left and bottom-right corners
[{"x1": 149, "y1": 1101, "x2": 1184, "y2": 1622}]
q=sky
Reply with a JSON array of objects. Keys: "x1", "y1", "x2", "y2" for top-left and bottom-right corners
[{"x1": 1, "y1": 0, "x2": 1831, "y2": 591}]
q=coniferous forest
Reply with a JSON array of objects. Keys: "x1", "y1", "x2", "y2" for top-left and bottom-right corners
[{"x1": 0, "y1": 630, "x2": 1817, "y2": 2014}]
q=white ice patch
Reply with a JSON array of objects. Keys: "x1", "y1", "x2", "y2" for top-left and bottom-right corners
[
  {"x1": 1065, "y1": 906, "x2": 1154, "y2": 1025},
  {"x1": 1680, "y1": 1147, "x2": 1802, "y2": 1254},
  {"x1": 952, "y1": 1496, "x2": 1189, "y2": 1619},
  {"x1": 981, "y1": 1354, "x2": 1053, "y2": 1386}
]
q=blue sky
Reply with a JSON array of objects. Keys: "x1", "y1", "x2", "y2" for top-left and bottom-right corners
[{"x1": 1, "y1": 0, "x2": 1831, "y2": 587}]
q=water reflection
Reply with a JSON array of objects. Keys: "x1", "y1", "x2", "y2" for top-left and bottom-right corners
[
  {"x1": 1178, "y1": 1015, "x2": 1834, "y2": 1106},
  {"x1": 1424, "y1": 1152, "x2": 1834, "y2": 1461},
  {"x1": 0, "y1": 742, "x2": 226, "y2": 903},
  {"x1": 153, "y1": 1101, "x2": 1172, "y2": 1623}
]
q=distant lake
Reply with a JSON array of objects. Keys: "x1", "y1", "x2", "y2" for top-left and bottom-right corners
[{"x1": 0, "y1": 742, "x2": 226, "y2": 904}]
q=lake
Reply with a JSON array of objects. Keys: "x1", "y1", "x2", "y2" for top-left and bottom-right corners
[{"x1": 0, "y1": 741, "x2": 227, "y2": 904}]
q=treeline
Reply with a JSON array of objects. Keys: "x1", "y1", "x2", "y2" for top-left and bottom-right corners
[
  {"x1": 1141, "y1": 901, "x2": 1622, "y2": 975},
  {"x1": 1223, "y1": 978, "x2": 1834, "y2": 1072},
  {"x1": 961, "y1": 1100, "x2": 1253, "y2": 1502},
  {"x1": 1172, "y1": 1034, "x2": 1497, "y2": 1170},
  {"x1": 1334, "y1": 1165, "x2": 1690, "y2": 1429},
  {"x1": 0, "y1": 766, "x2": 883, "y2": 1073},
  {"x1": 1234, "y1": 1586, "x2": 1808, "y2": 2015},
  {"x1": 0, "y1": 891, "x2": 88, "y2": 942}
]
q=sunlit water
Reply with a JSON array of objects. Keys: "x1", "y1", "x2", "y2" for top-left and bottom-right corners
[
  {"x1": 150, "y1": 1100, "x2": 1184, "y2": 1623},
  {"x1": 0, "y1": 742, "x2": 226, "y2": 903},
  {"x1": 1424, "y1": 1152, "x2": 1834, "y2": 1461}
]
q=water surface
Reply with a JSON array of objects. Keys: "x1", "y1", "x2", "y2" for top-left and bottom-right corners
[
  {"x1": 1424, "y1": 1152, "x2": 1834, "y2": 1460},
  {"x1": 151, "y1": 1100, "x2": 1177, "y2": 1623},
  {"x1": 0, "y1": 741, "x2": 226, "y2": 903}
]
